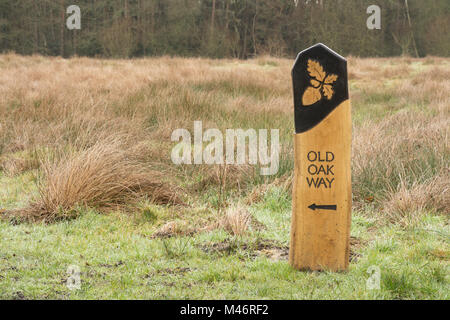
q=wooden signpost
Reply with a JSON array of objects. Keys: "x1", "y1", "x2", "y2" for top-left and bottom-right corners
[{"x1": 289, "y1": 43, "x2": 352, "y2": 272}]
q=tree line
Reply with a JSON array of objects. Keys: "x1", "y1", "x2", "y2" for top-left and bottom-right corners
[{"x1": 0, "y1": 0, "x2": 448, "y2": 59}]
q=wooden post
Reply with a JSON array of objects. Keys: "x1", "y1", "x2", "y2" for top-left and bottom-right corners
[{"x1": 289, "y1": 43, "x2": 352, "y2": 272}]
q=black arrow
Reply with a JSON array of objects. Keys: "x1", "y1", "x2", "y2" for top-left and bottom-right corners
[{"x1": 308, "y1": 204, "x2": 337, "y2": 211}]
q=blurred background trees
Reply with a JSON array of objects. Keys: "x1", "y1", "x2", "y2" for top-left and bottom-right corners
[{"x1": 0, "y1": 0, "x2": 448, "y2": 58}]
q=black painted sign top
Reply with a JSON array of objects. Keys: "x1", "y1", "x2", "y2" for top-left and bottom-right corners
[{"x1": 292, "y1": 43, "x2": 348, "y2": 133}]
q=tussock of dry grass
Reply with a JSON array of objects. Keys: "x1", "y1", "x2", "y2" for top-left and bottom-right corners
[
  {"x1": 220, "y1": 205, "x2": 252, "y2": 236},
  {"x1": 14, "y1": 138, "x2": 181, "y2": 222}
]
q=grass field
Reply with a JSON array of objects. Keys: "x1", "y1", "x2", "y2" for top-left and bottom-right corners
[{"x1": 0, "y1": 54, "x2": 448, "y2": 299}]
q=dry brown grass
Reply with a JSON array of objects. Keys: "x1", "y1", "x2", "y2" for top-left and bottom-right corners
[
  {"x1": 383, "y1": 176, "x2": 449, "y2": 227},
  {"x1": 193, "y1": 163, "x2": 254, "y2": 193},
  {"x1": 0, "y1": 53, "x2": 448, "y2": 225},
  {"x1": 220, "y1": 205, "x2": 252, "y2": 236},
  {"x1": 349, "y1": 56, "x2": 450, "y2": 224},
  {"x1": 0, "y1": 152, "x2": 39, "y2": 176}
]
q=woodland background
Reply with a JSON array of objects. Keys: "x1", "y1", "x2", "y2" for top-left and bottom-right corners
[{"x1": 0, "y1": 0, "x2": 448, "y2": 59}]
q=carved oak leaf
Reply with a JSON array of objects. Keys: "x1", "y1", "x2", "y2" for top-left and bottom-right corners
[
  {"x1": 324, "y1": 74, "x2": 338, "y2": 84},
  {"x1": 322, "y1": 84, "x2": 334, "y2": 99},
  {"x1": 307, "y1": 59, "x2": 326, "y2": 82}
]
